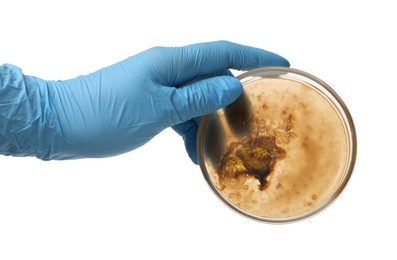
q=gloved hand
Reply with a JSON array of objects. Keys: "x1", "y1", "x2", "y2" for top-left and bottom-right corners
[{"x1": 0, "y1": 41, "x2": 289, "y2": 163}]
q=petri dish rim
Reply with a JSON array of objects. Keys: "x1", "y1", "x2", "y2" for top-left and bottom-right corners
[{"x1": 197, "y1": 67, "x2": 357, "y2": 224}]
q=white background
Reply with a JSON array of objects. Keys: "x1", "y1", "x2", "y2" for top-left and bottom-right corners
[{"x1": 1, "y1": 0, "x2": 396, "y2": 259}]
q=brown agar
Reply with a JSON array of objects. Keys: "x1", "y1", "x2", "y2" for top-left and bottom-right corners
[{"x1": 198, "y1": 68, "x2": 356, "y2": 223}]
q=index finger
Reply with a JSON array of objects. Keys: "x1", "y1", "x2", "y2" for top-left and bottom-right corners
[{"x1": 142, "y1": 41, "x2": 290, "y2": 86}]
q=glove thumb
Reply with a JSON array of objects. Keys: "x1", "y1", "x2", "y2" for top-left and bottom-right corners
[{"x1": 170, "y1": 75, "x2": 243, "y2": 123}]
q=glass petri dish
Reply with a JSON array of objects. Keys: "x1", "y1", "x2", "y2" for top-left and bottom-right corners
[{"x1": 197, "y1": 67, "x2": 357, "y2": 223}]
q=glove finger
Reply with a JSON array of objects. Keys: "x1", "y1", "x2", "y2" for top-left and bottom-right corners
[
  {"x1": 148, "y1": 41, "x2": 289, "y2": 86},
  {"x1": 175, "y1": 68, "x2": 233, "y2": 88},
  {"x1": 171, "y1": 119, "x2": 199, "y2": 164},
  {"x1": 166, "y1": 75, "x2": 242, "y2": 124}
]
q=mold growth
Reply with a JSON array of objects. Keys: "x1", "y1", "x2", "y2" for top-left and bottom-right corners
[{"x1": 217, "y1": 133, "x2": 286, "y2": 190}]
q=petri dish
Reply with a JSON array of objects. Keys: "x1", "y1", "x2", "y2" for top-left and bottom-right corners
[{"x1": 197, "y1": 67, "x2": 357, "y2": 223}]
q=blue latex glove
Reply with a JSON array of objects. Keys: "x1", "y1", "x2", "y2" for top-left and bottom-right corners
[{"x1": 0, "y1": 41, "x2": 289, "y2": 163}]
